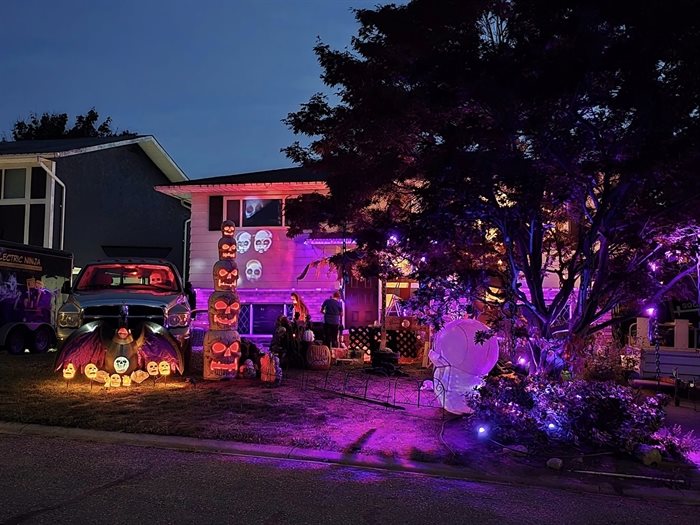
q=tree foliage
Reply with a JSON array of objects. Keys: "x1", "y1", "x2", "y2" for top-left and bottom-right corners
[
  {"x1": 284, "y1": 0, "x2": 700, "y2": 363},
  {"x1": 10, "y1": 108, "x2": 134, "y2": 140}
]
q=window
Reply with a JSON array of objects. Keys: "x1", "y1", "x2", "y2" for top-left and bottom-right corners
[
  {"x1": 210, "y1": 197, "x2": 284, "y2": 229},
  {"x1": 0, "y1": 167, "x2": 53, "y2": 247}
]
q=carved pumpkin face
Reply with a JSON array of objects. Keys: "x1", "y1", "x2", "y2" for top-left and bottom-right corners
[
  {"x1": 221, "y1": 220, "x2": 236, "y2": 237},
  {"x1": 63, "y1": 363, "x2": 76, "y2": 380},
  {"x1": 84, "y1": 363, "x2": 98, "y2": 380},
  {"x1": 218, "y1": 238, "x2": 237, "y2": 260},
  {"x1": 203, "y1": 330, "x2": 241, "y2": 380},
  {"x1": 208, "y1": 291, "x2": 240, "y2": 330},
  {"x1": 213, "y1": 260, "x2": 239, "y2": 291}
]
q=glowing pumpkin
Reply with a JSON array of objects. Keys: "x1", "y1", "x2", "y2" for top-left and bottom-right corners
[
  {"x1": 208, "y1": 291, "x2": 240, "y2": 330},
  {"x1": 307, "y1": 344, "x2": 331, "y2": 371},
  {"x1": 260, "y1": 352, "x2": 281, "y2": 383},
  {"x1": 203, "y1": 330, "x2": 241, "y2": 380},
  {"x1": 218, "y1": 238, "x2": 237, "y2": 260},
  {"x1": 221, "y1": 220, "x2": 236, "y2": 238},
  {"x1": 212, "y1": 260, "x2": 239, "y2": 291}
]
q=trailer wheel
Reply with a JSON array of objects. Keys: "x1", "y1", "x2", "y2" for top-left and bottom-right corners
[
  {"x1": 31, "y1": 326, "x2": 53, "y2": 354},
  {"x1": 6, "y1": 329, "x2": 27, "y2": 355}
]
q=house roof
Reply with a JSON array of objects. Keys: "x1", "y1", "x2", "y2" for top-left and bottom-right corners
[
  {"x1": 0, "y1": 135, "x2": 187, "y2": 183},
  {"x1": 156, "y1": 166, "x2": 327, "y2": 200}
]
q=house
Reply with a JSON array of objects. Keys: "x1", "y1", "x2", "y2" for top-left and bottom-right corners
[
  {"x1": 0, "y1": 135, "x2": 190, "y2": 274},
  {"x1": 156, "y1": 167, "x2": 384, "y2": 337}
]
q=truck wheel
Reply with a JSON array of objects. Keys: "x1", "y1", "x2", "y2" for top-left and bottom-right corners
[
  {"x1": 31, "y1": 326, "x2": 53, "y2": 353},
  {"x1": 6, "y1": 329, "x2": 27, "y2": 355}
]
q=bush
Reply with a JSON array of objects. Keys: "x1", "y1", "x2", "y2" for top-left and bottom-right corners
[{"x1": 466, "y1": 374, "x2": 696, "y2": 460}]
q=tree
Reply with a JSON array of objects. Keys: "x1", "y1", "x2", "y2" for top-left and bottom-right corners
[
  {"x1": 284, "y1": 0, "x2": 700, "y2": 370},
  {"x1": 10, "y1": 108, "x2": 134, "y2": 140}
]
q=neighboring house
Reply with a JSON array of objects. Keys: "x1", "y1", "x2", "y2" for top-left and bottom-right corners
[
  {"x1": 0, "y1": 136, "x2": 190, "y2": 274},
  {"x1": 156, "y1": 167, "x2": 382, "y2": 337}
]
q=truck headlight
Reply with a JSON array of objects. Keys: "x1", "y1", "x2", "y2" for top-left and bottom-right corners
[
  {"x1": 58, "y1": 312, "x2": 81, "y2": 328},
  {"x1": 167, "y1": 312, "x2": 190, "y2": 328}
]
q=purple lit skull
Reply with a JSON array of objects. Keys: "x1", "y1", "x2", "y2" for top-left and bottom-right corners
[
  {"x1": 254, "y1": 230, "x2": 273, "y2": 253},
  {"x1": 245, "y1": 259, "x2": 262, "y2": 282},
  {"x1": 236, "y1": 231, "x2": 252, "y2": 255}
]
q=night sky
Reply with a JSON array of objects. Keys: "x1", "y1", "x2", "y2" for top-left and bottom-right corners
[{"x1": 0, "y1": 0, "x2": 402, "y2": 179}]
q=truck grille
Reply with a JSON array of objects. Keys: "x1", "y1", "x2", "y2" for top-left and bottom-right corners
[{"x1": 82, "y1": 305, "x2": 165, "y2": 328}]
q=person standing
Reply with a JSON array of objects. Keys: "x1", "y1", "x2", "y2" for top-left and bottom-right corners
[{"x1": 321, "y1": 291, "x2": 343, "y2": 348}]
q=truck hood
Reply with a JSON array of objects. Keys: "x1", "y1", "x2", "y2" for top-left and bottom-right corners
[{"x1": 70, "y1": 290, "x2": 185, "y2": 310}]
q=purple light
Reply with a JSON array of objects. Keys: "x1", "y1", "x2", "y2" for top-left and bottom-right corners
[
  {"x1": 547, "y1": 423, "x2": 556, "y2": 430},
  {"x1": 517, "y1": 357, "x2": 527, "y2": 365},
  {"x1": 645, "y1": 306, "x2": 656, "y2": 317},
  {"x1": 649, "y1": 262, "x2": 658, "y2": 272},
  {"x1": 477, "y1": 426, "x2": 487, "y2": 436}
]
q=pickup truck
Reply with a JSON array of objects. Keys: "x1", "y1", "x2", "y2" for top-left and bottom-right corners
[{"x1": 56, "y1": 258, "x2": 192, "y2": 368}]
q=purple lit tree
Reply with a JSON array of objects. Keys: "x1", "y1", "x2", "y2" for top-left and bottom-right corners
[{"x1": 284, "y1": 0, "x2": 700, "y2": 370}]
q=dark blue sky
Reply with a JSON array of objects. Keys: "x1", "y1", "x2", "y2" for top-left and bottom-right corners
[{"x1": 1, "y1": 0, "x2": 400, "y2": 179}]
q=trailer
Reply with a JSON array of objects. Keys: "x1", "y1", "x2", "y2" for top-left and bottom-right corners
[{"x1": 0, "y1": 240, "x2": 73, "y2": 354}]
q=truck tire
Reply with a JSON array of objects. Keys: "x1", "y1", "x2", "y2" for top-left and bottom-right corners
[
  {"x1": 31, "y1": 326, "x2": 53, "y2": 354},
  {"x1": 6, "y1": 329, "x2": 27, "y2": 355}
]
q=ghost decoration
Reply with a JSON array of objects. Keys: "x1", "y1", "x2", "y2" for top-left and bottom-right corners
[
  {"x1": 254, "y1": 230, "x2": 273, "y2": 254},
  {"x1": 213, "y1": 260, "x2": 239, "y2": 291},
  {"x1": 245, "y1": 259, "x2": 262, "y2": 282},
  {"x1": 218, "y1": 238, "x2": 237, "y2": 260},
  {"x1": 236, "y1": 231, "x2": 252, "y2": 254},
  {"x1": 221, "y1": 220, "x2": 236, "y2": 238},
  {"x1": 429, "y1": 318, "x2": 499, "y2": 414},
  {"x1": 203, "y1": 330, "x2": 241, "y2": 380},
  {"x1": 244, "y1": 199, "x2": 263, "y2": 219}
]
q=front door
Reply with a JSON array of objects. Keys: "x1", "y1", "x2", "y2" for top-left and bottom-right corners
[{"x1": 344, "y1": 276, "x2": 379, "y2": 328}]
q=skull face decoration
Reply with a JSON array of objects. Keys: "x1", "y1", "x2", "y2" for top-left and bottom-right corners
[
  {"x1": 254, "y1": 230, "x2": 273, "y2": 254},
  {"x1": 218, "y1": 238, "x2": 237, "y2": 260},
  {"x1": 244, "y1": 199, "x2": 263, "y2": 219},
  {"x1": 208, "y1": 290, "x2": 241, "y2": 330},
  {"x1": 236, "y1": 231, "x2": 252, "y2": 255},
  {"x1": 203, "y1": 330, "x2": 241, "y2": 380},
  {"x1": 149, "y1": 272, "x2": 164, "y2": 287},
  {"x1": 221, "y1": 219, "x2": 236, "y2": 238},
  {"x1": 113, "y1": 356, "x2": 130, "y2": 374},
  {"x1": 213, "y1": 260, "x2": 239, "y2": 291},
  {"x1": 245, "y1": 259, "x2": 263, "y2": 282},
  {"x1": 62, "y1": 363, "x2": 76, "y2": 380}
]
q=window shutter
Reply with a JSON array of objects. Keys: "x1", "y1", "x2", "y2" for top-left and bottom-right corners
[{"x1": 208, "y1": 196, "x2": 223, "y2": 231}]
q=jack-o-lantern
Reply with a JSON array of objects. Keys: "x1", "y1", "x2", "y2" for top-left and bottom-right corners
[
  {"x1": 84, "y1": 363, "x2": 98, "y2": 380},
  {"x1": 203, "y1": 330, "x2": 241, "y2": 380},
  {"x1": 218, "y1": 238, "x2": 237, "y2": 260},
  {"x1": 208, "y1": 291, "x2": 240, "y2": 330},
  {"x1": 62, "y1": 363, "x2": 76, "y2": 380},
  {"x1": 221, "y1": 220, "x2": 236, "y2": 238},
  {"x1": 213, "y1": 260, "x2": 239, "y2": 291}
]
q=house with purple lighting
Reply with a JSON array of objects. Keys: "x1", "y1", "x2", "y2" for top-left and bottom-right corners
[{"x1": 156, "y1": 167, "x2": 384, "y2": 339}]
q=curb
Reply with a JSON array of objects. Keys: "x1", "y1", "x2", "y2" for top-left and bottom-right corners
[{"x1": 1, "y1": 421, "x2": 699, "y2": 505}]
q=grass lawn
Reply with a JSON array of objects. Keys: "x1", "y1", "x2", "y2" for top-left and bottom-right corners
[{"x1": 0, "y1": 349, "x2": 450, "y2": 462}]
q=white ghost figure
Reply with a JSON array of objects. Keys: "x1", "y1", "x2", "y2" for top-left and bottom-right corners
[
  {"x1": 245, "y1": 259, "x2": 262, "y2": 282},
  {"x1": 244, "y1": 199, "x2": 263, "y2": 219},
  {"x1": 254, "y1": 230, "x2": 273, "y2": 253},
  {"x1": 429, "y1": 318, "x2": 499, "y2": 414},
  {"x1": 236, "y1": 231, "x2": 252, "y2": 254}
]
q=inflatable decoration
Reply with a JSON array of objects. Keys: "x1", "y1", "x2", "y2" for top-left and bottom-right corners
[
  {"x1": 204, "y1": 221, "x2": 244, "y2": 380},
  {"x1": 429, "y1": 318, "x2": 499, "y2": 414}
]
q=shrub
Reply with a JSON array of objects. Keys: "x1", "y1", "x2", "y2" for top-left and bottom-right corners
[{"x1": 466, "y1": 374, "x2": 695, "y2": 460}]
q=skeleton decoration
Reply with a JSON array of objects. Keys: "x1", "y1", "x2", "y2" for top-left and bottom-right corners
[
  {"x1": 236, "y1": 231, "x2": 252, "y2": 255},
  {"x1": 253, "y1": 230, "x2": 273, "y2": 254},
  {"x1": 245, "y1": 259, "x2": 263, "y2": 282},
  {"x1": 204, "y1": 221, "x2": 246, "y2": 380},
  {"x1": 213, "y1": 260, "x2": 239, "y2": 291}
]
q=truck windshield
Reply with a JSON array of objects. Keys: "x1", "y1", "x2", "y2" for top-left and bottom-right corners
[{"x1": 75, "y1": 264, "x2": 179, "y2": 293}]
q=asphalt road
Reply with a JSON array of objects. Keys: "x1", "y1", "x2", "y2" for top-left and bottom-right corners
[{"x1": 0, "y1": 434, "x2": 695, "y2": 525}]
